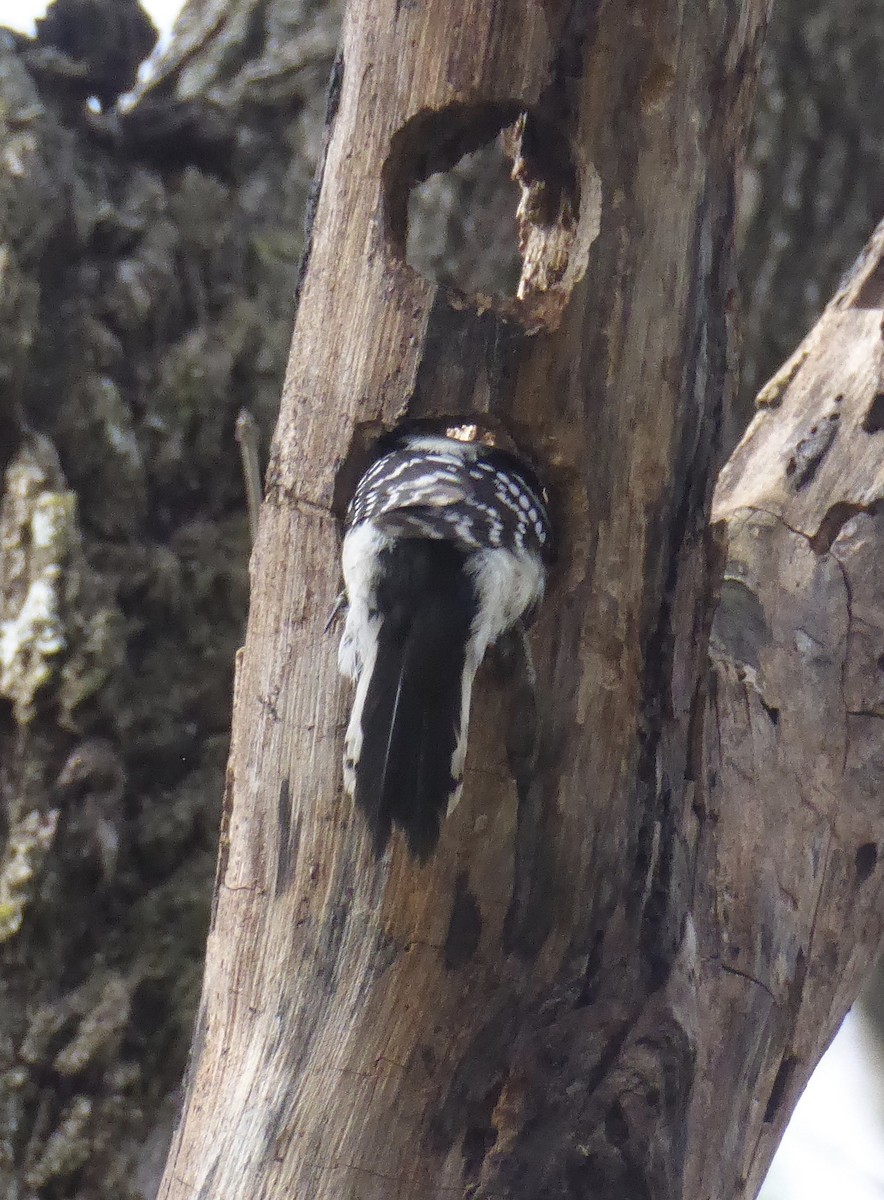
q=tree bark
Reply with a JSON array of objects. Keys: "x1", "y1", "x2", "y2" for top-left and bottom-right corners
[
  {"x1": 0, "y1": 2, "x2": 335, "y2": 1195},
  {"x1": 154, "y1": 2, "x2": 806, "y2": 1198},
  {"x1": 695, "y1": 221, "x2": 884, "y2": 1198}
]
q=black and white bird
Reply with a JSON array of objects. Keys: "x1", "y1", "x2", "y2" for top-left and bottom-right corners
[{"x1": 337, "y1": 425, "x2": 553, "y2": 860}]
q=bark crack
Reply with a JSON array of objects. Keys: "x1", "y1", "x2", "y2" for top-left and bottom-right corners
[{"x1": 713, "y1": 961, "x2": 775, "y2": 1003}]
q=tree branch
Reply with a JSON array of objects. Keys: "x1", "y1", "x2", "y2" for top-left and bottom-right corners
[{"x1": 701, "y1": 216, "x2": 884, "y2": 1199}]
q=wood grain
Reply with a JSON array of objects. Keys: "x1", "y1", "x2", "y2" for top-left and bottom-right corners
[{"x1": 700, "y1": 220, "x2": 884, "y2": 1200}]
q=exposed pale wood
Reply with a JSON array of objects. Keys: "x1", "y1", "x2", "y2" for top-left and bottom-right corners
[{"x1": 152, "y1": 5, "x2": 879, "y2": 1200}]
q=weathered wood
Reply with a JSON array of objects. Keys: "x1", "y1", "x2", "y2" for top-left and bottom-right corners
[
  {"x1": 155, "y1": 0, "x2": 884, "y2": 1197},
  {"x1": 699, "y1": 219, "x2": 884, "y2": 1200}
]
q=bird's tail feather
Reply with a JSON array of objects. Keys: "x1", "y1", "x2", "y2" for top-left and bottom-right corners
[{"x1": 354, "y1": 593, "x2": 475, "y2": 861}]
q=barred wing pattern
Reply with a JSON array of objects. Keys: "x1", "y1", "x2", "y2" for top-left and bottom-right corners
[{"x1": 346, "y1": 442, "x2": 553, "y2": 561}]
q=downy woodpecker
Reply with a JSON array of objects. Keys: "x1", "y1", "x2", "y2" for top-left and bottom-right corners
[{"x1": 337, "y1": 425, "x2": 553, "y2": 860}]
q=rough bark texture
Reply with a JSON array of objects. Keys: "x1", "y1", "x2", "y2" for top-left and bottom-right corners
[
  {"x1": 1, "y1": 0, "x2": 883, "y2": 1197},
  {"x1": 0, "y1": 2, "x2": 337, "y2": 1196},
  {"x1": 157, "y1": 1, "x2": 778, "y2": 1198},
  {"x1": 699, "y1": 224, "x2": 884, "y2": 1198}
]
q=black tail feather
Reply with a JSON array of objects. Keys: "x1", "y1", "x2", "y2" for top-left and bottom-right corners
[{"x1": 355, "y1": 541, "x2": 476, "y2": 860}]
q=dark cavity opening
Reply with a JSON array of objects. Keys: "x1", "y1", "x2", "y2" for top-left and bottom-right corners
[
  {"x1": 862, "y1": 392, "x2": 884, "y2": 434},
  {"x1": 383, "y1": 102, "x2": 584, "y2": 322},
  {"x1": 855, "y1": 842, "x2": 877, "y2": 882},
  {"x1": 764, "y1": 1055, "x2": 797, "y2": 1123},
  {"x1": 811, "y1": 500, "x2": 881, "y2": 554},
  {"x1": 407, "y1": 132, "x2": 523, "y2": 297},
  {"x1": 851, "y1": 258, "x2": 884, "y2": 308}
]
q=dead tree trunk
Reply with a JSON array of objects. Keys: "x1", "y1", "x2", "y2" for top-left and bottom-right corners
[
  {"x1": 699, "y1": 222, "x2": 884, "y2": 1197},
  {"x1": 156, "y1": 1, "x2": 810, "y2": 1198}
]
